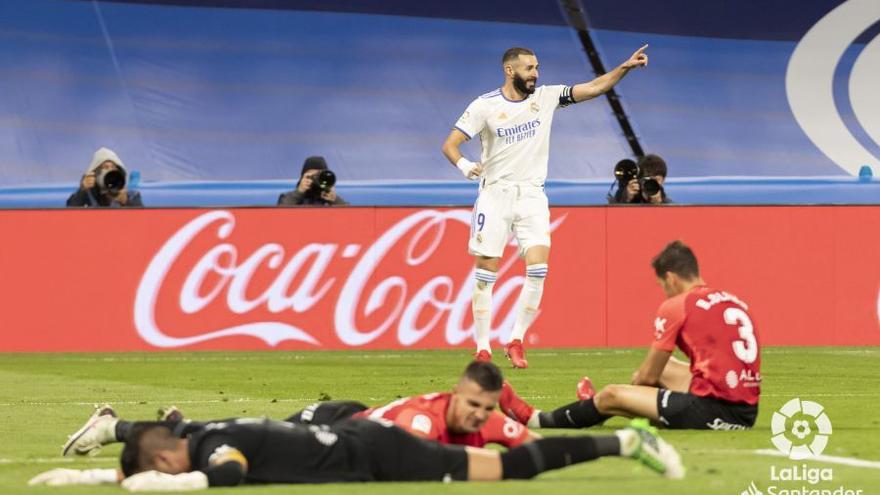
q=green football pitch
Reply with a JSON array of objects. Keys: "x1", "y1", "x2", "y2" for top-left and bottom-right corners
[{"x1": 1, "y1": 347, "x2": 877, "y2": 494}]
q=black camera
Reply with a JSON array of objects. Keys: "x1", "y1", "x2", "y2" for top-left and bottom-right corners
[
  {"x1": 95, "y1": 167, "x2": 126, "y2": 195},
  {"x1": 641, "y1": 177, "x2": 661, "y2": 197},
  {"x1": 610, "y1": 158, "x2": 663, "y2": 202},
  {"x1": 305, "y1": 169, "x2": 337, "y2": 202},
  {"x1": 614, "y1": 159, "x2": 639, "y2": 184}
]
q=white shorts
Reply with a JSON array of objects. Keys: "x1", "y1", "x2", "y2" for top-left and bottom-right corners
[{"x1": 468, "y1": 182, "x2": 550, "y2": 259}]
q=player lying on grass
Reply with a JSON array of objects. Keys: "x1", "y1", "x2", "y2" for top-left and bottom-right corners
[
  {"x1": 500, "y1": 241, "x2": 761, "y2": 431},
  {"x1": 60, "y1": 362, "x2": 536, "y2": 458},
  {"x1": 32, "y1": 415, "x2": 682, "y2": 490}
]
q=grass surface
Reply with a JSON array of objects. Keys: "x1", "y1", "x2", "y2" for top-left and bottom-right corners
[{"x1": 1, "y1": 347, "x2": 878, "y2": 494}]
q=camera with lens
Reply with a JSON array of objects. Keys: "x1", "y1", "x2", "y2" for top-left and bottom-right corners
[
  {"x1": 95, "y1": 167, "x2": 126, "y2": 195},
  {"x1": 640, "y1": 176, "x2": 661, "y2": 197},
  {"x1": 305, "y1": 169, "x2": 337, "y2": 201},
  {"x1": 609, "y1": 157, "x2": 665, "y2": 203}
]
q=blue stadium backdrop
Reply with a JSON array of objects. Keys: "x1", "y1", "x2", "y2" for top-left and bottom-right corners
[{"x1": 0, "y1": 0, "x2": 878, "y2": 205}]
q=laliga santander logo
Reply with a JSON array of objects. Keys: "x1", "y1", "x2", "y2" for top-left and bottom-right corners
[
  {"x1": 770, "y1": 398, "x2": 832, "y2": 460},
  {"x1": 134, "y1": 210, "x2": 566, "y2": 348},
  {"x1": 786, "y1": 0, "x2": 880, "y2": 176}
]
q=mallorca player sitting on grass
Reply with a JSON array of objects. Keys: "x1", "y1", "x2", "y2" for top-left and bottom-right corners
[{"x1": 500, "y1": 241, "x2": 761, "y2": 431}]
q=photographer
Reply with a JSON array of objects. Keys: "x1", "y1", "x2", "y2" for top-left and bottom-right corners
[
  {"x1": 607, "y1": 154, "x2": 671, "y2": 204},
  {"x1": 66, "y1": 147, "x2": 143, "y2": 207},
  {"x1": 277, "y1": 156, "x2": 348, "y2": 206}
]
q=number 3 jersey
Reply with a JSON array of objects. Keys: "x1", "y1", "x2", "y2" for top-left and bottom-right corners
[
  {"x1": 454, "y1": 85, "x2": 573, "y2": 186},
  {"x1": 652, "y1": 285, "x2": 761, "y2": 405}
]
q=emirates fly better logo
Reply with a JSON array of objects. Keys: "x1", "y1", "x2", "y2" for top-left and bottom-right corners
[{"x1": 770, "y1": 398, "x2": 832, "y2": 460}]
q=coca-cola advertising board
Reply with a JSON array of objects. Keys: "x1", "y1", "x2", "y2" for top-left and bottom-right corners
[{"x1": 1, "y1": 206, "x2": 878, "y2": 352}]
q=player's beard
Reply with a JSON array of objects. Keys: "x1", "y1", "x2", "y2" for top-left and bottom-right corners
[{"x1": 513, "y1": 73, "x2": 537, "y2": 96}]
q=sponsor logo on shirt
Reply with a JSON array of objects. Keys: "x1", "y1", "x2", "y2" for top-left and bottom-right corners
[
  {"x1": 411, "y1": 414, "x2": 433, "y2": 435},
  {"x1": 496, "y1": 118, "x2": 541, "y2": 144},
  {"x1": 726, "y1": 370, "x2": 739, "y2": 388},
  {"x1": 654, "y1": 317, "x2": 667, "y2": 339}
]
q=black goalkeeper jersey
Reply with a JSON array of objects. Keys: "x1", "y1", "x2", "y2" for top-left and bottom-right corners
[
  {"x1": 187, "y1": 418, "x2": 372, "y2": 485},
  {"x1": 186, "y1": 417, "x2": 469, "y2": 486}
]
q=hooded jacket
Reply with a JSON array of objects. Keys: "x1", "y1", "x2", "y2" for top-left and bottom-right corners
[{"x1": 66, "y1": 147, "x2": 143, "y2": 207}]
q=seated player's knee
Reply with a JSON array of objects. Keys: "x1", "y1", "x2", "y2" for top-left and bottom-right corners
[{"x1": 593, "y1": 385, "x2": 622, "y2": 413}]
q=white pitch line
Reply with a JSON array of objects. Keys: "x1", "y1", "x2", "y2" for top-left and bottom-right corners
[
  {"x1": 754, "y1": 449, "x2": 880, "y2": 469},
  {"x1": 0, "y1": 398, "x2": 311, "y2": 407},
  {"x1": 644, "y1": 448, "x2": 880, "y2": 471},
  {"x1": 0, "y1": 457, "x2": 116, "y2": 465},
  {"x1": 760, "y1": 393, "x2": 877, "y2": 398},
  {"x1": 0, "y1": 395, "x2": 557, "y2": 408}
]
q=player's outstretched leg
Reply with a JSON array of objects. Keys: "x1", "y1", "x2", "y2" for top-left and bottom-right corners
[
  {"x1": 535, "y1": 384, "x2": 661, "y2": 429},
  {"x1": 472, "y1": 265, "x2": 497, "y2": 361},
  {"x1": 469, "y1": 421, "x2": 683, "y2": 480},
  {"x1": 531, "y1": 397, "x2": 610, "y2": 429},
  {"x1": 62, "y1": 404, "x2": 119, "y2": 457},
  {"x1": 63, "y1": 405, "x2": 201, "y2": 457},
  {"x1": 284, "y1": 401, "x2": 368, "y2": 425}
]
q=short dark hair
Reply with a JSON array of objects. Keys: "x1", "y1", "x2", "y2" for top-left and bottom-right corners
[
  {"x1": 639, "y1": 154, "x2": 667, "y2": 178},
  {"x1": 120, "y1": 424, "x2": 177, "y2": 477},
  {"x1": 463, "y1": 361, "x2": 503, "y2": 392},
  {"x1": 651, "y1": 240, "x2": 699, "y2": 279},
  {"x1": 502, "y1": 47, "x2": 535, "y2": 65}
]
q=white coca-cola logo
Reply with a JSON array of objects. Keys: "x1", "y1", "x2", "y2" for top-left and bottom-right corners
[{"x1": 134, "y1": 210, "x2": 566, "y2": 348}]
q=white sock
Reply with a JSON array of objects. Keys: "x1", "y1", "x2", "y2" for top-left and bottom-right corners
[
  {"x1": 615, "y1": 429, "x2": 639, "y2": 457},
  {"x1": 509, "y1": 264, "x2": 547, "y2": 342},
  {"x1": 472, "y1": 269, "x2": 497, "y2": 352},
  {"x1": 97, "y1": 417, "x2": 119, "y2": 445},
  {"x1": 526, "y1": 410, "x2": 543, "y2": 429}
]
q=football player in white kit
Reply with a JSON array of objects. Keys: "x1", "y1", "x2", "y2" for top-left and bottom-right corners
[{"x1": 441, "y1": 45, "x2": 649, "y2": 368}]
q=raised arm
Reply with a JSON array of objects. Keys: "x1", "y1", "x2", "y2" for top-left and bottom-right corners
[{"x1": 571, "y1": 44, "x2": 649, "y2": 103}]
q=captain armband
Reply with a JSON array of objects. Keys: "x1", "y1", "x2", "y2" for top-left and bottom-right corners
[{"x1": 559, "y1": 86, "x2": 577, "y2": 108}]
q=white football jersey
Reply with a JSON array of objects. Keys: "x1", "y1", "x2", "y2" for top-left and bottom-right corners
[{"x1": 455, "y1": 85, "x2": 573, "y2": 186}]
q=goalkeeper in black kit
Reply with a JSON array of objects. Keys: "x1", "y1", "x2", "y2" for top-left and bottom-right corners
[{"x1": 31, "y1": 415, "x2": 683, "y2": 490}]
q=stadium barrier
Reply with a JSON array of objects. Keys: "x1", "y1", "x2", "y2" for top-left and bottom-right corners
[{"x1": 1, "y1": 206, "x2": 878, "y2": 352}]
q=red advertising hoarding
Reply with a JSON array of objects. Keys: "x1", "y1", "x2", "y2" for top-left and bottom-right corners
[{"x1": 1, "y1": 206, "x2": 878, "y2": 352}]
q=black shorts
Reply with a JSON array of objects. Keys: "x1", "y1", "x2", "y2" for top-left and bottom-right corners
[
  {"x1": 285, "y1": 401, "x2": 369, "y2": 425},
  {"x1": 656, "y1": 389, "x2": 758, "y2": 430},
  {"x1": 337, "y1": 419, "x2": 469, "y2": 482}
]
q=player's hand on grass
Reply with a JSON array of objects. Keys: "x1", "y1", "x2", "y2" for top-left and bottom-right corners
[
  {"x1": 121, "y1": 470, "x2": 208, "y2": 492},
  {"x1": 28, "y1": 467, "x2": 119, "y2": 486},
  {"x1": 623, "y1": 44, "x2": 649, "y2": 69}
]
